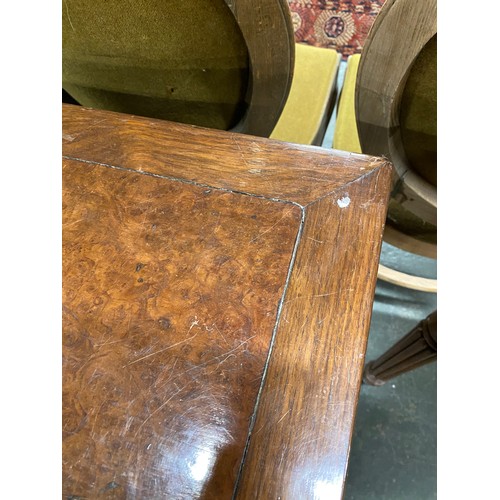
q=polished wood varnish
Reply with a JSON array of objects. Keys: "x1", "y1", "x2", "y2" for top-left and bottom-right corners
[{"x1": 63, "y1": 104, "x2": 392, "y2": 498}]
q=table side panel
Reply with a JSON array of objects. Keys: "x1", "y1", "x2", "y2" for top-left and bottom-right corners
[
  {"x1": 62, "y1": 159, "x2": 302, "y2": 498},
  {"x1": 236, "y1": 165, "x2": 392, "y2": 498},
  {"x1": 62, "y1": 104, "x2": 386, "y2": 206}
]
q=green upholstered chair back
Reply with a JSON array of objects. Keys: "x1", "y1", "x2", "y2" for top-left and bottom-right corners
[
  {"x1": 62, "y1": 0, "x2": 294, "y2": 137},
  {"x1": 355, "y1": 0, "x2": 437, "y2": 246},
  {"x1": 400, "y1": 34, "x2": 437, "y2": 188}
]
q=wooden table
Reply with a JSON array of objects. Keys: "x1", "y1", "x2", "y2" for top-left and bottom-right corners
[{"x1": 62, "y1": 104, "x2": 392, "y2": 499}]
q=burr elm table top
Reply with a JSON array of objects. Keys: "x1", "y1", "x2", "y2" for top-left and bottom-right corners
[{"x1": 62, "y1": 104, "x2": 392, "y2": 499}]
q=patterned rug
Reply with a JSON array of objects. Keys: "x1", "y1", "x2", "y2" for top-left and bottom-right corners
[{"x1": 288, "y1": 0, "x2": 387, "y2": 59}]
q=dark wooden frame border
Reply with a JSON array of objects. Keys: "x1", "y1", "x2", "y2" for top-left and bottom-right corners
[{"x1": 224, "y1": 0, "x2": 295, "y2": 137}]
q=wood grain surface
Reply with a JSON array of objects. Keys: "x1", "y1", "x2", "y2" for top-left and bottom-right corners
[
  {"x1": 62, "y1": 104, "x2": 392, "y2": 498},
  {"x1": 62, "y1": 105, "x2": 382, "y2": 207},
  {"x1": 63, "y1": 159, "x2": 301, "y2": 498},
  {"x1": 235, "y1": 163, "x2": 391, "y2": 499}
]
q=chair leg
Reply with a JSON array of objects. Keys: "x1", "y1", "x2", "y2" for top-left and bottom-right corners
[{"x1": 363, "y1": 310, "x2": 437, "y2": 386}]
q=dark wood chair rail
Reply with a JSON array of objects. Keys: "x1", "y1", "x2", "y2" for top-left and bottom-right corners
[
  {"x1": 363, "y1": 310, "x2": 437, "y2": 386},
  {"x1": 62, "y1": 104, "x2": 392, "y2": 499}
]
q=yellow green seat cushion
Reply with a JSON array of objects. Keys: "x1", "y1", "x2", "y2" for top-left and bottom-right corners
[
  {"x1": 332, "y1": 54, "x2": 362, "y2": 154},
  {"x1": 62, "y1": 0, "x2": 249, "y2": 130},
  {"x1": 271, "y1": 44, "x2": 341, "y2": 146}
]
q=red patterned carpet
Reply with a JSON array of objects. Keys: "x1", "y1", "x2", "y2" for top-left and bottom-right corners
[{"x1": 288, "y1": 0, "x2": 387, "y2": 58}]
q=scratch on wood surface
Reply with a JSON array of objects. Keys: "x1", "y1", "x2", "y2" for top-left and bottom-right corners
[
  {"x1": 276, "y1": 409, "x2": 291, "y2": 425},
  {"x1": 299, "y1": 436, "x2": 323, "y2": 448},
  {"x1": 360, "y1": 196, "x2": 385, "y2": 209},
  {"x1": 249, "y1": 209, "x2": 294, "y2": 243},
  {"x1": 152, "y1": 334, "x2": 257, "y2": 393},
  {"x1": 208, "y1": 353, "x2": 237, "y2": 375},
  {"x1": 135, "y1": 384, "x2": 190, "y2": 435},
  {"x1": 183, "y1": 335, "x2": 256, "y2": 374},
  {"x1": 301, "y1": 175, "x2": 329, "y2": 183},
  {"x1": 221, "y1": 427, "x2": 234, "y2": 442},
  {"x1": 94, "y1": 338, "x2": 127, "y2": 348},
  {"x1": 153, "y1": 358, "x2": 179, "y2": 389},
  {"x1": 90, "y1": 400, "x2": 106, "y2": 438},
  {"x1": 124, "y1": 331, "x2": 199, "y2": 367},
  {"x1": 283, "y1": 292, "x2": 338, "y2": 304},
  {"x1": 63, "y1": 218, "x2": 85, "y2": 227},
  {"x1": 121, "y1": 416, "x2": 135, "y2": 436},
  {"x1": 232, "y1": 137, "x2": 250, "y2": 167},
  {"x1": 326, "y1": 401, "x2": 354, "y2": 411},
  {"x1": 253, "y1": 422, "x2": 266, "y2": 436},
  {"x1": 212, "y1": 213, "x2": 221, "y2": 235},
  {"x1": 254, "y1": 406, "x2": 291, "y2": 437},
  {"x1": 212, "y1": 323, "x2": 230, "y2": 346},
  {"x1": 188, "y1": 316, "x2": 199, "y2": 332}
]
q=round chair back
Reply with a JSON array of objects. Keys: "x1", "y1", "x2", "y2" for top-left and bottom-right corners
[
  {"x1": 62, "y1": 0, "x2": 294, "y2": 137},
  {"x1": 355, "y1": 0, "x2": 437, "y2": 253}
]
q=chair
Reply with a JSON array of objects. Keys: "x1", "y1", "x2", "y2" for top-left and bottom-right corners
[
  {"x1": 271, "y1": 43, "x2": 340, "y2": 146},
  {"x1": 333, "y1": 0, "x2": 437, "y2": 294},
  {"x1": 332, "y1": 0, "x2": 437, "y2": 382},
  {"x1": 363, "y1": 310, "x2": 437, "y2": 386},
  {"x1": 62, "y1": 0, "x2": 340, "y2": 145}
]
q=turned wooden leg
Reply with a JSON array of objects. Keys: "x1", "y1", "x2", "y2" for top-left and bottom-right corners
[{"x1": 363, "y1": 310, "x2": 437, "y2": 386}]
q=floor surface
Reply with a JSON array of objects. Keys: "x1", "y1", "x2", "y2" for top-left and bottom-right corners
[{"x1": 344, "y1": 244, "x2": 437, "y2": 500}]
